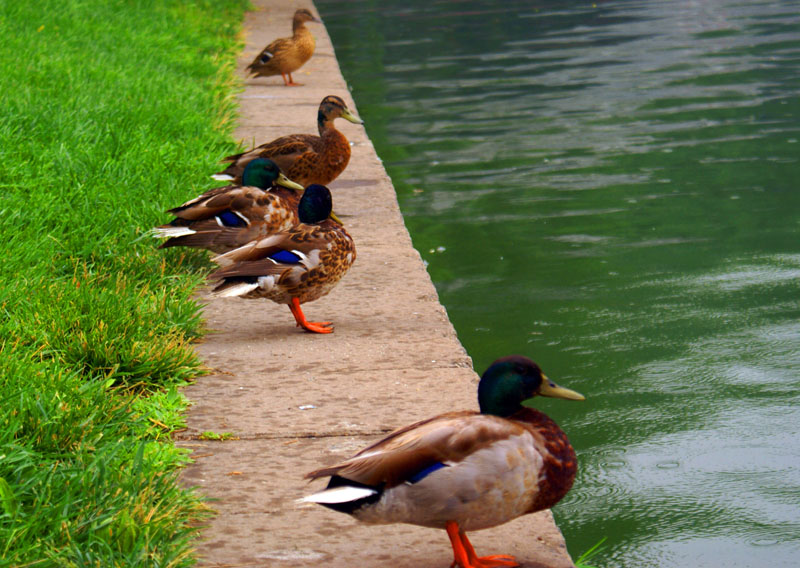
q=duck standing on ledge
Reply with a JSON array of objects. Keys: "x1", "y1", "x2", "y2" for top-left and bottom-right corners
[
  {"x1": 303, "y1": 355, "x2": 584, "y2": 568},
  {"x1": 213, "y1": 95, "x2": 363, "y2": 186},
  {"x1": 246, "y1": 8, "x2": 321, "y2": 87},
  {"x1": 210, "y1": 184, "x2": 355, "y2": 334},
  {"x1": 151, "y1": 159, "x2": 304, "y2": 254}
]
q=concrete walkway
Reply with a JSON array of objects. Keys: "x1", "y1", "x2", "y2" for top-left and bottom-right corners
[{"x1": 176, "y1": 2, "x2": 576, "y2": 567}]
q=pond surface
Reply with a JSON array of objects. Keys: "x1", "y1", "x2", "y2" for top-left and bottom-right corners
[{"x1": 316, "y1": 0, "x2": 800, "y2": 565}]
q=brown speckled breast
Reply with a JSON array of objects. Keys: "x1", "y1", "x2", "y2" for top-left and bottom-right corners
[{"x1": 513, "y1": 408, "x2": 578, "y2": 513}]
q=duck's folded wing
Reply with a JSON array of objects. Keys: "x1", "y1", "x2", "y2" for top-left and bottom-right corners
[
  {"x1": 168, "y1": 186, "x2": 267, "y2": 220},
  {"x1": 157, "y1": 222, "x2": 258, "y2": 251},
  {"x1": 210, "y1": 226, "x2": 324, "y2": 269},
  {"x1": 257, "y1": 134, "x2": 322, "y2": 158},
  {"x1": 305, "y1": 411, "x2": 528, "y2": 489},
  {"x1": 219, "y1": 137, "x2": 315, "y2": 179}
]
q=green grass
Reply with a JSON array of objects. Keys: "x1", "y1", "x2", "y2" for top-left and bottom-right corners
[
  {"x1": 198, "y1": 431, "x2": 238, "y2": 441},
  {"x1": 0, "y1": 0, "x2": 249, "y2": 564},
  {"x1": 574, "y1": 537, "x2": 607, "y2": 568}
]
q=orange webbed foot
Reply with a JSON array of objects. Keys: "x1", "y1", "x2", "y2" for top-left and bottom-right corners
[
  {"x1": 450, "y1": 556, "x2": 519, "y2": 568},
  {"x1": 297, "y1": 321, "x2": 333, "y2": 334},
  {"x1": 471, "y1": 557, "x2": 519, "y2": 568},
  {"x1": 288, "y1": 298, "x2": 333, "y2": 334},
  {"x1": 446, "y1": 521, "x2": 520, "y2": 568}
]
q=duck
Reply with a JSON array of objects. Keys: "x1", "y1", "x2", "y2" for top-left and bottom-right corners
[
  {"x1": 210, "y1": 184, "x2": 355, "y2": 334},
  {"x1": 246, "y1": 8, "x2": 321, "y2": 87},
  {"x1": 212, "y1": 95, "x2": 363, "y2": 186},
  {"x1": 151, "y1": 159, "x2": 305, "y2": 254},
  {"x1": 302, "y1": 355, "x2": 584, "y2": 568}
]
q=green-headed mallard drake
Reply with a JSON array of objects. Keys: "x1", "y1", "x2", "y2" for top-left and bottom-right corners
[
  {"x1": 246, "y1": 8, "x2": 321, "y2": 87},
  {"x1": 210, "y1": 184, "x2": 355, "y2": 334},
  {"x1": 151, "y1": 158, "x2": 305, "y2": 254},
  {"x1": 213, "y1": 95, "x2": 363, "y2": 186},
  {"x1": 303, "y1": 355, "x2": 584, "y2": 568}
]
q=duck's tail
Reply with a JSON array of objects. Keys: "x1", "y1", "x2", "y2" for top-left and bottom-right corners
[{"x1": 149, "y1": 226, "x2": 196, "y2": 239}]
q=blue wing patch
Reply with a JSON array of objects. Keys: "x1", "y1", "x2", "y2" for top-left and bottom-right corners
[
  {"x1": 269, "y1": 249, "x2": 302, "y2": 264},
  {"x1": 217, "y1": 210, "x2": 248, "y2": 228},
  {"x1": 406, "y1": 462, "x2": 447, "y2": 484}
]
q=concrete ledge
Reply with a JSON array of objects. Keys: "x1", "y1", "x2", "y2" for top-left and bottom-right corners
[{"x1": 176, "y1": 2, "x2": 576, "y2": 567}]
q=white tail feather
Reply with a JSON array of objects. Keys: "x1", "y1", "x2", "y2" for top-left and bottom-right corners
[
  {"x1": 213, "y1": 282, "x2": 259, "y2": 297},
  {"x1": 301, "y1": 486, "x2": 377, "y2": 505},
  {"x1": 150, "y1": 226, "x2": 196, "y2": 239},
  {"x1": 211, "y1": 173, "x2": 234, "y2": 181}
]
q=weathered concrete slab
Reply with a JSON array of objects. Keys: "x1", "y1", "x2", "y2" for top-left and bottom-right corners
[
  {"x1": 176, "y1": 1, "x2": 576, "y2": 567},
  {"x1": 179, "y1": 365, "x2": 478, "y2": 438}
]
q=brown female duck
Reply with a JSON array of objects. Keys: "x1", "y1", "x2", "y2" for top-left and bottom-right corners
[
  {"x1": 213, "y1": 95, "x2": 363, "y2": 186},
  {"x1": 303, "y1": 355, "x2": 584, "y2": 568},
  {"x1": 247, "y1": 8, "x2": 320, "y2": 86}
]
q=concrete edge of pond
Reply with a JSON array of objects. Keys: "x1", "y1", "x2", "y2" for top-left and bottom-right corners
[{"x1": 175, "y1": 2, "x2": 577, "y2": 567}]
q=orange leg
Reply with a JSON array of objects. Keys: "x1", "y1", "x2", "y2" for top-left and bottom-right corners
[
  {"x1": 288, "y1": 298, "x2": 332, "y2": 334},
  {"x1": 446, "y1": 521, "x2": 519, "y2": 568}
]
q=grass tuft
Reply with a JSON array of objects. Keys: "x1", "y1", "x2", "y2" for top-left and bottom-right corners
[
  {"x1": 198, "y1": 431, "x2": 238, "y2": 441},
  {"x1": 574, "y1": 537, "x2": 608, "y2": 568}
]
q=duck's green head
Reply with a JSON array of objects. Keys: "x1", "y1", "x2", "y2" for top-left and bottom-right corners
[
  {"x1": 478, "y1": 355, "x2": 584, "y2": 417},
  {"x1": 241, "y1": 158, "x2": 304, "y2": 192},
  {"x1": 298, "y1": 184, "x2": 342, "y2": 225}
]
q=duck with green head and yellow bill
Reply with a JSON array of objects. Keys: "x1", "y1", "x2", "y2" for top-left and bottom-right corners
[
  {"x1": 213, "y1": 95, "x2": 363, "y2": 187},
  {"x1": 246, "y1": 8, "x2": 321, "y2": 87},
  {"x1": 303, "y1": 355, "x2": 584, "y2": 567},
  {"x1": 151, "y1": 158, "x2": 304, "y2": 254},
  {"x1": 210, "y1": 184, "x2": 354, "y2": 334}
]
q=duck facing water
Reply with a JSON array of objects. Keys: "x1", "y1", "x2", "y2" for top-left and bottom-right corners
[
  {"x1": 303, "y1": 356, "x2": 584, "y2": 568},
  {"x1": 212, "y1": 95, "x2": 363, "y2": 186},
  {"x1": 246, "y1": 8, "x2": 321, "y2": 87}
]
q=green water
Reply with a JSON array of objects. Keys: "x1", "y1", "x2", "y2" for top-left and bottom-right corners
[{"x1": 317, "y1": 0, "x2": 800, "y2": 565}]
